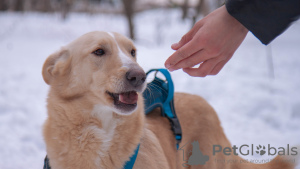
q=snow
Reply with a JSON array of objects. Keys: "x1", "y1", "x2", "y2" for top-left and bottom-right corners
[{"x1": 0, "y1": 9, "x2": 300, "y2": 169}]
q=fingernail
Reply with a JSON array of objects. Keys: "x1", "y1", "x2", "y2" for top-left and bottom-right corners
[
  {"x1": 168, "y1": 68, "x2": 175, "y2": 72},
  {"x1": 165, "y1": 63, "x2": 171, "y2": 69},
  {"x1": 171, "y1": 43, "x2": 178, "y2": 48}
]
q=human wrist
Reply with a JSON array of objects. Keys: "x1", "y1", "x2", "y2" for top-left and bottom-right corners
[{"x1": 222, "y1": 5, "x2": 249, "y2": 35}]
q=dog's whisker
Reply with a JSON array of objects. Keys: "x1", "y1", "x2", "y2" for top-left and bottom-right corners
[
  {"x1": 145, "y1": 86, "x2": 155, "y2": 103},
  {"x1": 147, "y1": 84, "x2": 168, "y2": 100},
  {"x1": 148, "y1": 83, "x2": 168, "y2": 95},
  {"x1": 146, "y1": 83, "x2": 169, "y2": 104}
]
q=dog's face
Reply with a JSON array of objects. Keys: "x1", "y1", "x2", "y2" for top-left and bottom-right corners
[{"x1": 42, "y1": 31, "x2": 146, "y2": 115}]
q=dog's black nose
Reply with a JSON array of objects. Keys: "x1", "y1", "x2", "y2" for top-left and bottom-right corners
[{"x1": 126, "y1": 69, "x2": 146, "y2": 87}]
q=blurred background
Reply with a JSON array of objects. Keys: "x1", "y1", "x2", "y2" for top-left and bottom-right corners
[
  {"x1": 0, "y1": 0, "x2": 224, "y2": 40},
  {"x1": 0, "y1": 0, "x2": 300, "y2": 168}
]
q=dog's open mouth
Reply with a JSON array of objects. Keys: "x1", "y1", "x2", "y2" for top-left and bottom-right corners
[{"x1": 107, "y1": 91, "x2": 138, "y2": 112}]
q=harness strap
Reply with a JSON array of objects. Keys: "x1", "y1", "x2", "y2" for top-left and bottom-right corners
[
  {"x1": 43, "y1": 145, "x2": 140, "y2": 169},
  {"x1": 43, "y1": 156, "x2": 50, "y2": 169},
  {"x1": 123, "y1": 144, "x2": 140, "y2": 169},
  {"x1": 143, "y1": 69, "x2": 182, "y2": 149}
]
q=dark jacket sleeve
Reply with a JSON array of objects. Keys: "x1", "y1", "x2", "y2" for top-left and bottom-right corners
[{"x1": 225, "y1": 0, "x2": 300, "y2": 45}]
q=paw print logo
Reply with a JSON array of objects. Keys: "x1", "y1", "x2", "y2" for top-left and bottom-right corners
[{"x1": 256, "y1": 145, "x2": 266, "y2": 155}]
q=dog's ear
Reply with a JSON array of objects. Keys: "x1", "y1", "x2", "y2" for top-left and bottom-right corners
[{"x1": 42, "y1": 48, "x2": 70, "y2": 85}]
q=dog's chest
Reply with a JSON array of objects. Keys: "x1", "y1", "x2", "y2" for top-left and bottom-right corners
[{"x1": 87, "y1": 105, "x2": 117, "y2": 152}]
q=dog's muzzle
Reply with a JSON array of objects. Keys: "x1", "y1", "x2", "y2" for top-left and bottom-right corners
[
  {"x1": 125, "y1": 68, "x2": 146, "y2": 89},
  {"x1": 107, "y1": 67, "x2": 146, "y2": 114}
]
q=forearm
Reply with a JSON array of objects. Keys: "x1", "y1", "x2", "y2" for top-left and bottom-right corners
[{"x1": 225, "y1": 0, "x2": 300, "y2": 44}]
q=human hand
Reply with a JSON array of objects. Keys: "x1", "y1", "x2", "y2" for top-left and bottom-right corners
[{"x1": 165, "y1": 6, "x2": 249, "y2": 77}]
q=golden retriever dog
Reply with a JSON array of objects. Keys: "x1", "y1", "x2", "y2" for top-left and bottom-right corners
[{"x1": 42, "y1": 31, "x2": 297, "y2": 169}]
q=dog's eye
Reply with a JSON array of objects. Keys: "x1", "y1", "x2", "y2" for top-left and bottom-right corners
[
  {"x1": 93, "y1": 49, "x2": 105, "y2": 56},
  {"x1": 131, "y1": 49, "x2": 136, "y2": 57}
]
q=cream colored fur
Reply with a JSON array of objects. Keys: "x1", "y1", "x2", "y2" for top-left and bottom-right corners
[{"x1": 42, "y1": 31, "x2": 296, "y2": 169}]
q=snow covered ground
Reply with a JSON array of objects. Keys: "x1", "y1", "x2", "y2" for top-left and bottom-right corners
[{"x1": 0, "y1": 9, "x2": 300, "y2": 169}]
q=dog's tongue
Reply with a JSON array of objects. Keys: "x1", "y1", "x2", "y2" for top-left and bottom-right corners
[{"x1": 119, "y1": 92, "x2": 138, "y2": 104}]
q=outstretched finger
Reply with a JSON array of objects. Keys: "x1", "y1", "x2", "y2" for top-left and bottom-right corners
[
  {"x1": 168, "y1": 49, "x2": 211, "y2": 71},
  {"x1": 165, "y1": 39, "x2": 203, "y2": 69}
]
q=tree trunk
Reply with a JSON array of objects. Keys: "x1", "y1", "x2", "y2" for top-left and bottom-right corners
[
  {"x1": 0, "y1": 0, "x2": 8, "y2": 11},
  {"x1": 30, "y1": 0, "x2": 38, "y2": 11},
  {"x1": 61, "y1": 0, "x2": 73, "y2": 20},
  {"x1": 40, "y1": 0, "x2": 52, "y2": 12},
  {"x1": 181, "y1": 0, "x2": 189, "y2": 20},
  {"x1": 10, "y1": 0, "x2": 24, "y2": 11},
  {"x1": 122, "y1": 0, "x2": 135, "y2": 40},
  {"x1": 192, "y1": 0, "x2": 210, "y2": 26}
]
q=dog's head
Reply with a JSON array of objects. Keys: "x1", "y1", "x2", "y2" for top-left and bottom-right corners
[{"x1": 42, "y1": 31, "x2": 146, "y2": 115}]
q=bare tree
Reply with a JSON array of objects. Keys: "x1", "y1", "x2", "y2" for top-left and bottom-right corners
[
  {"x1": 61, "y1": 0, "x2": 74, "y2": 20},
  {"x1": 16, "y1": 0, "x2": 24, "y2": 11},
  {"x1": 7, "y1": 0, "x2": 24, "y2": 11},
  {"x1": 39, "y1": 0, "x2": 52, "y2": 12},
  {"x1": 0, "y1": 0, "x2": 8, "y2": 11},
  {"x1": 28, "y1": 0, "x2": 38, "y2": 11},
  {"x1": 192, "y1": 0, "x2": 210, "y2": 25},
  {"x1": 181, "y1": 0, "x2": 189, "y2": 20},
  {"x1": 122, "y1": 0, "x2": 136, "y2": 40}
]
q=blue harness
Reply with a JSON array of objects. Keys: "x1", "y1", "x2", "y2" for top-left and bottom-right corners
[
  {"x1": 143, "y1": 69, "x2": 182, "y2": 148},
  {"x1": 43, "y1": 69, "x2": 182, "y2": 169}
]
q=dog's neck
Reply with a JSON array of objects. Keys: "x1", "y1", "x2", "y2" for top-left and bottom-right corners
[{"x1": 46, "y1": 92, "x2": 145, "y2": 168}]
